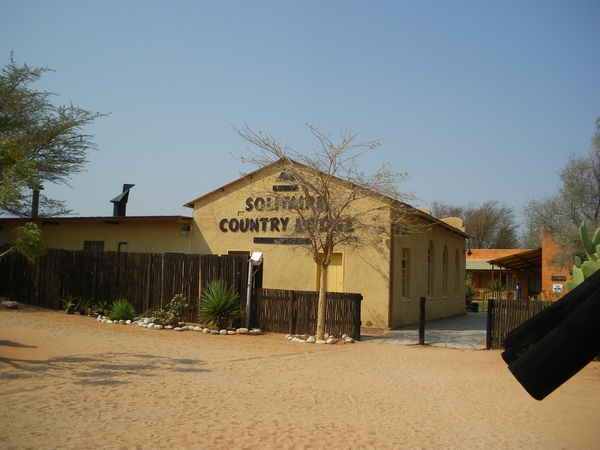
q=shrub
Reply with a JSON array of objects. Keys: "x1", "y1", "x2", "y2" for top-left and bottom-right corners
[
  {"x1": 153, "y1": 294, "x2": 187, "y2": 326},
  {"x1": 465, "y1": 272, "x2": 475, "y2": 306},
  {"x1": 107, "y1": 299, "x2": 136, "y2": 321},
  {"x1": 95, "y1": 300, "x2": 110, "y2": 315},
  {"x1": 198, "y1": 280, "x2": 240, "y2": 329},
  {"x1": 140, "y1": 308, "x2": 158, "y2": 318}
]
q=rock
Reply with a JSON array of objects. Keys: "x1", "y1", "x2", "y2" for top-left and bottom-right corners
[
  {"x1": 345, "y1": 337, "x2": 355, "y2": 343},
  {"x1": 106, "y1": 319, "x2": 113, "y2": 324},
  {"x1": 219, "y1": 329, "x2": 228, "y2": 335},
  {"x1": 154, "y1": 324, "x2": 163, "y2": 330},
  {"x1": 165, "y1": 326, "x2": 173, "y2": 330},
  {"x1": 306, "y1": 336, "x2": 316, "y2": 343},
  {"x1": 237, "y1": 328, "x2": 250, "y2": 334},
  {"x1": 181, "y1": 326, "x2": 189, "y2": 331},
  {"x1": 143, "y1": 318, "x2": 151, "y2": 324},
  {"x1": 1, "y1": 300, "x2": 19, "y2": 309},
  {"x1": 174, "y1": 327, "x2": 182, "y2": 331},
  {"x1": 125, "y1": 320, "x2": 132, "y2": 325},
  {"x1": 194, "y1": 326, "x2": 203, "y2": 332},
  {"x1": 326, "y1": 338, "x2": 335, "y2": 344},
  {"x1": 203, "y1": 328, "x2": 211, "y2": 333},
  {"x1": 342, "y1": 334, "x2": 349, "y2": 339},
  {"x1": 316, "y1": 340, "x2": 327, "y2": 344},
  {"x1": 249, "y1": 328, "x2": 262, "y2": 335},
  {"x1": 210, "y1": 330, "x2": 219, "y2": 335},
  {"x1": 138, "y1": 322, "x2": 144, "y2": 327}
]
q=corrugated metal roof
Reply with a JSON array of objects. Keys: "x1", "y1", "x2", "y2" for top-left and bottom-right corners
[{"x1": 488, "y1": 248, "x2": 542, "y2": 271}]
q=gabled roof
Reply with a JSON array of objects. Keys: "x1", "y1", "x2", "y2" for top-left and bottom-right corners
[
  {"x1": 183, "y1": 160, "x2": 282, "y2": 209},
  {"x1": 184, "y1": 159, "x2": 471, "y2": 238}
]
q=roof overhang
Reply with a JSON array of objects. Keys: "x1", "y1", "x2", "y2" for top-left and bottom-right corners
[{"x1": 487, "y1": 248, "x2": 542, "y2": 271}]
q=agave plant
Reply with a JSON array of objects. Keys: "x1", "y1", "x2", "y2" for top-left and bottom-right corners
[
  {"x1": 107, "y1": 299, "x2": 136, "y2": 321},
  {"x1": 198, "y1": 280, "x2": 240, "y2": 329}
]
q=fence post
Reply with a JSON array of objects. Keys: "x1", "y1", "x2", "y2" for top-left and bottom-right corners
[
  {"x1": 419, "y1": 297, "x2": 426, "y2": 345},
  {"x1": 486, "y1": 299, "x2": 494, "y2": 350},
  {"x1": 288, "y1": 290, "x2": 294, "y2": 335}
]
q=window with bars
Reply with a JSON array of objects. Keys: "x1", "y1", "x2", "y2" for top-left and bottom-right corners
[
  {"x1": 401, "y1": 248, "x2": 410, "y2": 299},
  {"x1": 442, "y1": 245, "x2": 448, "y2": 297},
  {"x1": 427, "y1": 242, "x2": 434, "y2": 297},
  {"x1": 83, "y1": 241, "x2": 104, "y2": 253}
]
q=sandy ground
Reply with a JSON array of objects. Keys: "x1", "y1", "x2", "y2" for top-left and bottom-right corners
[{"x1": 1, "y1": 305, "x2": 599, "y2": 450}]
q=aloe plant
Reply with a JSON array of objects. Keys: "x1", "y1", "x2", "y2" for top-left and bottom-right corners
[{"x1": 566, "y1": 222, "x2": 600, "y2": 291}]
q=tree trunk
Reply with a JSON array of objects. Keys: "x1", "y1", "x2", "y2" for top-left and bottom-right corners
[{"x1": 316, "y1": 265, "x2": 327, "y2": 340}]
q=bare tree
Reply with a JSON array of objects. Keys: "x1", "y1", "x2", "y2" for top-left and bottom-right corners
[
  {"x1": 522, "y1": 117, "x2": 600, "y2": 263},
  {"x1": 236, "y1": 124, "x2": 418, "y2": 340},
  {"x1": 431, "y1": 200, "x2": 519, "y2": 249}
]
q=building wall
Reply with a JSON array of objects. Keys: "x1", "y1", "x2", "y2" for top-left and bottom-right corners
[
  {"x1": 189, "y1": 168, "x2": 466, "y2": 328},
  {"x1": 541, "y1": 230, "x2": 572, "y2": 298},
  {"x1": 391, "y1": 220, "x2": 466, "y2": 327},
  {"x1": 0, "y1": 219, "x2": 192, "y2": 254},
  {"x1": 188, "y1": 167, "x2": 395, "y2": 328}
]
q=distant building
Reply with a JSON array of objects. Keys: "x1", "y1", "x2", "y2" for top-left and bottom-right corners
[{"x1": 465, "y1": 230, "x2": 571, "y2": 300}]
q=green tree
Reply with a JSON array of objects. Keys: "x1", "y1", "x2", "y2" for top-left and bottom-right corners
[
  {"x1": 431, "y1": 200, "x2": 519, "y2": 249},
  {"x1": 522, "y1": 118, "x2": 600, "y2": 264},
  {"x1": 0, "y1": 53, "x2": 106, "y2": 261},
  {"x1": 0, "y1": 222, "x2": 46, "y2": 262},
  {"x1": 236, "y1": 124, "x2": 417, "y2": 341},
  {"x1": 0, "y1": 53, "x2": 106, "y2": 217}
]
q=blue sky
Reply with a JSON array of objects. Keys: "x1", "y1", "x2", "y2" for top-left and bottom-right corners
[{"x1": 1, "y1": 1, "x2": 599, "y2": 223}]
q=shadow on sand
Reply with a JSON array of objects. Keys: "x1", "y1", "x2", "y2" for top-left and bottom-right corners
[{"x1": 0, "y1": 352, "x2": 210, "y2": 386}]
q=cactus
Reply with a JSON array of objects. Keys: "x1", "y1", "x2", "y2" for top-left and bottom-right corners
[{"x1": 566, "y1": 222, "x2": 600, "y2": 291}]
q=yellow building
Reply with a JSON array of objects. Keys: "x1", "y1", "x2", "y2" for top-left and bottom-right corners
[
  {"x1": 0, "y1": 163, "x2": 469, "y2": 329},
  {"x1": 0, "y1": 216, "x2": 193, "y2": 254}
]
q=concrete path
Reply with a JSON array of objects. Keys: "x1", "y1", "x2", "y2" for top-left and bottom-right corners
[{"x1": 361, "y1": 312, "x2": 487, "y2": 350}]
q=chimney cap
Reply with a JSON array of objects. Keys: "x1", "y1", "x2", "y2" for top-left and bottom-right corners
[{"x1": 110, "y1": 184, "x2": 135, "y2": 217}]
